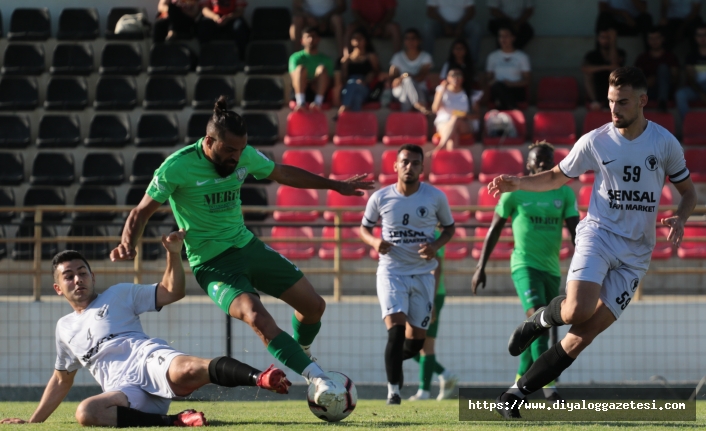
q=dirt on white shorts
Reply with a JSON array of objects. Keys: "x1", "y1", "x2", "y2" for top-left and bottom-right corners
[{"x1": 377, "y1": 273, "x2": 435, "y2": 329}]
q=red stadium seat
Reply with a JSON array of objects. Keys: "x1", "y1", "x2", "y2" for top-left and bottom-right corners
[
  {"x1": 283, "y1": 111, "x2": 328, "y2": 146},
  {"x1": 553, "y1": 147, "x2": 569, "y2": 165},
  {"x1": 482, "y1": 110, "x2": 526, "y2": 146},
  {"x1": 579, "y1": 172, "x2": 595, "y2": 183},
  {"x1": 431, "y1": 132, "x2": 474, "y2": 146},
  {"x1": 537, "y1": 76, "x2": 578, "y2": 110},
  {"x1": 270, "y1": 226, "x2": 316, "y2": 260},
  {"x1": 472, "y1": 227, "x2": 513, "y2": 260},
  {"x1": 445, "y1": 227, "x2": 469, "y2": 260},
  {"x1": 475, "y1": 187, "x2": 500, "y2": 222},
  {"x1": 429, "y1": 150, "x2": 474, "y2": 184},
  {"x1": 657, "y1": 186, "x2": 673, "y2": 220},
  {"x1": 652, "y1": 227, "x2": 673, "y2": 260},
  {"x1": 644, "y1": 111, "x2": 675, "y2": 134},
  {"x1": 578, "y1": 185, "x2": 591, "y2": 219},
  {"x1": 282, "y1": 150, "x2": 324, "y2": 176},
  {"x1": 323, "y1": 189, "x2": 369, "y2": 222},
  {"x1": 478, "y1": 149, "x2": 524, "y2": 183},
  {"x1": 319, "y1": 227, "x2": 366, "y2": 260},
  {"x1": 329, "y1": 149, "x2": 374, "y2": 181},
  {"x1": 438, "y1": 185, "x2": 472, "y2": 222},
  {"x1": 685, "y1": 149, "x2": 706, "y2": 183},
  {"x1": 383, "y1": 112, "x2": 428, "y2": 146},
  {"x1": 582, "y1": 111, "x2": 610, "y2": 135},
  {"x1": 333, "y1": 111, "x2": 378, "y2": 146},
  {"x1": 378, "y1": 150, "x2": 425, "y2": 185},
  {"x1": 677, "y1": 226, "x2": 706, "y2": 259},
  {"x1": 272, "y1": 186, "x2": 319, "y2": 221},
  {"x1": 682, "y1": 112, "x2": 706, "y2": 146},
  {"x1": 532, "y1": 111, "x2": 576, "y2": 145}
]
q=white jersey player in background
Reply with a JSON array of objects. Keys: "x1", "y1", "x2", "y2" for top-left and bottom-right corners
[
  {"x1": 1, "y1": 230, "x2": 291, "y2": 428},
  {"x1": 360, "y1": 144, "x2": 456, "y2": 405},
  {"x1": 488, "y1": 66, "x2": 697, "y2": 419}
]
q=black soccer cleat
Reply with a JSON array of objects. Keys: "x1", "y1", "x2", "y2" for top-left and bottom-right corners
[
  {"x1": 508, "y1": 307, "x2": 549, "y2": 357},
  {"x1": 494, "y1": 392, "x2": 523, "y2": 419},
  {"x1": 387, "y1": 394, "x2": 401, "y2": 405}
]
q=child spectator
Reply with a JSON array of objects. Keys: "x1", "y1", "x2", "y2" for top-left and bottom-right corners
[
  {"x1": 347, "y1": 0, "x2": 401, "y2": 53},
  {"x1": 487, "y1": 0, "x2": 535, "y2": 49},
  {"x1": 582, "y1": 26, "x2": 626, "y2": 110},
  {"x1": 289, "y1": 27, "x2": 335, "y2": 110},
  {"x1": 335, "y1": 29, "x2": 381, "y2": 115},
  {"x1": 432, "y1": 67, "x2": 482, "y2": 152},
  {"x1": 676, "y1": 23, "x2": 706, "y2": 118},
  {"x1": 424, "y1": 0, "x2": 482, "y2": 65},
  {"x1": 635, "y1": 27, "x2": 679, "y2": 111},
  {"x1": 389, "y1": 28, "x2": 434, "y2": 114},
  {"x1": 290, "y1": 0, "x2": 346, "y2": 54},
  {"x1": 486, "y1": 25, "x2": 530, "y2": 110}
]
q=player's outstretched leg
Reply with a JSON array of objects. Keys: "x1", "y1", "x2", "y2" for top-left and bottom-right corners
[
  {"x1": 508, "y1": 295, "x2": 567, "y2": 356},
  {"x1": 207, "y1": 356, "x2": 291, "y2": 394},
  {"x1": 280, "y1": 278, "x2": 326, "y2": 361}
]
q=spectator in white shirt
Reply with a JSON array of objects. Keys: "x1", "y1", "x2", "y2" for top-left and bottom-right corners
[
  {"x1": 432, "y1": 67, "x2": 482, "y2": 152},
  {"x1": 488, "y1": 0, "x2": 535, "y2": 49},
  {"x1": 485, "y1": 25, "x2": 531, "y2": 110},
  {"x1": 389, "y1": 28, "x2": 434, "y2": 114},
  {"x1": 423, "y1": 0, "x2": 482, "y2": 66},
  {"x1": 290, "y1": 0, "x2": 346, "y2": 54}
]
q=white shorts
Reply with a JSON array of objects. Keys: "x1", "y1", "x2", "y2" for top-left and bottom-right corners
[
  {"x1": 377, "y1": 273, "x2": 435, "y2": 329},
  {"x1": 567, "y1": 223, "x2": 651, "y2": 320},
  {"x1": 113, "y1": 346, "x2": 185, "y2": 415}
]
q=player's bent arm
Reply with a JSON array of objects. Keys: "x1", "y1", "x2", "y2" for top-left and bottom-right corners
[
  {"x1": 430, "y1": 224, "x2": 455, "y2": 251},
  {"x1": 475, "y1": 214, "x2": 507, "y2": 271},
  {"x1": 268, "y1": 164, "x2": 340, "y2": 191},
  {"x1": 565, "y1": 216, "x2": 579, "y2": 246},
  {"x1": 359, "y1": 225, "x2": 378, "y2": 248},
  {"x1": 27, "y1": 370, "x2": 76, "y2": 423},
  {"x1": 113, "y1": 195, "x2": 163, "y2": 260},
  {"x1": 673, "y1": 177, "x2": 697, "y2": 222},
  {"x1": 156, "y1": 232, "x2": 187, "y2": 308},
  {"x1": 518, "y1": 165, "x2": 571, "y2": 192}
]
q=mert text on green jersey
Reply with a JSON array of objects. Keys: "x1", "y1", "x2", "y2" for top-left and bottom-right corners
[
  {"x1": 495, "y1": 186, "x2": 579, "y2": 277},
  {"x1": 146, "y1": 139, "x2": 275, "y2": 266}
]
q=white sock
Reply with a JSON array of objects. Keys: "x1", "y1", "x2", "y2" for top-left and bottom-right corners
[
  {"x1": 440, "y1": 370, "x2": 451, "y2": 380},
  {"x1": 539, "y1": 310, "x2": 551, "y2": 328},
  {"x1": 314, "y1": 94, "x2": 324, "y2": 105},
  {"x1": 302, "y1": 362, "x2": 326, "y2": 380},
  {"x1": 416, "y1": 389, "x2": 430, "y2": 398},
  {"x1": 295, "y1": 93, "x2": 306, "y2": 105},
  {"x1": 388, "y1": 383, "x2": 400, "y2": 397},
  {"x1": 506, "y1": 383, "x2": 525, "y2": 398}
]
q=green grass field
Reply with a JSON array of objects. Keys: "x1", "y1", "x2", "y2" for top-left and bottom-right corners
[{"x1": 1, "y1": 400, "x2": 704, "y2": 430}]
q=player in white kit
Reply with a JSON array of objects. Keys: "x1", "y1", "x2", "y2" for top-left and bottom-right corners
[
  {"x1": 360, "y1": 144, "x2": 456, "y2": 405},
  {"x1": 488, "y1": 67, "x2": 697, "y2": 418},
  {"x1": 0, "y1": 230, "x2": 291, "y2": 427}
]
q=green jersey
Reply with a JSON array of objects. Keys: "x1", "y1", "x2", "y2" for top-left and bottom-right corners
[
  {"x1": 288, "y1": 50, "x2": 334, "y2": 79},
  {"x1": 495, "y1": 186, "x2": 579, "y2": 277},
  {"x1": 146, "y1": 139, "x2": 275, "y2": 267}
]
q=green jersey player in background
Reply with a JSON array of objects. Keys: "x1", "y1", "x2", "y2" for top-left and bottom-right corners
[
  {"x1": 472, "y1": 141, "x2": 579, "y2": 401},
  {"x1": 111, "y1": 96, "x2": 374, "y2": 409}
]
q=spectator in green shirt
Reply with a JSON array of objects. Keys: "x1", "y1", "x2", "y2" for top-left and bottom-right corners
[{"x1": 289, "y1": 26, "x2": 335, "y2": 110}]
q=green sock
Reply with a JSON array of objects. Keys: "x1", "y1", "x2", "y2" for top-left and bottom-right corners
[
  {"x1": 412, "y1": 354, "x2": 421, "y2": 363},
  {"x1": 517, "y1": 346, "x2": 533, "y2": 377},
  {"x1": 420, "y1": 354, "x2": 435, "y2": 391},
  {"x1": 433, "y1": 359, "x2": 445, "y2": 376},
  {"x1": 291, "y1": 315, "x2": 321, "y2": 347},
  {"x1": 266, "y1": 332, "x2": 312, "y2": 375}
]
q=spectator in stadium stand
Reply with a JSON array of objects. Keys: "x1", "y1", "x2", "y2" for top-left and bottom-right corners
[
  {"x1": 583, "y1": 26, "x2": 626, "y2": 110},
  {"x1": 388, "y1": 28, "x2": 433, "y2": 115},
  {"x1": 485, "y1": 25, "x2": 530, "y2": 110},
  {"x1": 198, "y1": 0, "x2": 250, "y2": 56},
  {"x1": 440, "y1": 38, "x2": 476, "y2": 97},
  {"x1": 290, "y1": 0, "x2": 346, "y2": 55},
  {"x1": 289, "y1": 26, "x2": 335, "y2": 110},
  {"x1": 423, "y1": 0, "x2": 482, "y2": 66},
  {"x1": 431, "y1": 67, "x2": 482, "y2": 153},
  {"x1": 675, "y1": 23, "x2": 706, "y2": 118},
  {"x1": 334, "y1": 28, "x2": 381, "y2": 116},
  {"x1": 153, "y1": 0, "x2": 202, "y2": 42},
  {"x1": 487, "y1": 0, "x2": 535, "y2": 50},
  {"x1": 634, "y1": 27, "x2": 679, "y2": 112},
  {"x1": 347, "y1": 0, "x2": 401, "y2": 53},
  {"x1": 659, "y1": 0, "x2": 703, "y2": 49},
  {"x1": 596, "y1": 0, "x2": 653, "y2": 47}
]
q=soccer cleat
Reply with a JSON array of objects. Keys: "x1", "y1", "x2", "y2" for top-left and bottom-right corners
[
  {"x1": 311, "y1": 375, "x2": 346, "y2": 408},
  {"x1": 437, "y1": 374, "x2": 458, "y2": 400},
  {"x1": 256, "y1": 364, "x2": 292, "y2": 394},
  {"x1": 408, "y1": 390, "x2": 430, "y2": 401},
  {"x1": 387, "y1": 394, "x2": 402, "y2": 405},
  {"x1": 508, "y1": 307, "x2": 549, "y2": 357},
  {"x1": 173, "y1": 409, "x2": 208, "y2": 427},
  {"x1": 494, "y1": 392, "x2": 522, "y2": 419}
]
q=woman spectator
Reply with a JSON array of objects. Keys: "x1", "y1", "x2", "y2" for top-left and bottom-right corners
[
  {"x1": 154, "y1": 0, "x2": 203, "y2": 42},
  {"x1": 389, "y1": 28, "x2": 433, "y2": 114},
  {"x1": 486, "y1": 25, "x2": 531, "y2": 110},
  {"x1": 335, "y1": 29, "x2": 381, "y2": 115},
  {"x1": 432, "y1": 67, "x2": 481, "y2": 152},
  {"x1": 440, "y1": 38, "x2": 475, "y2": 97}
]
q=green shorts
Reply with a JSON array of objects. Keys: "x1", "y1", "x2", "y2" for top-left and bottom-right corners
[
  {"x1": 426, "y1": 294, "x2": 445, "y2": 338},
  {"x1": 192, "y1": 237, "x2": 304, "y2": 315},
  {"x1": 511, "y1": 267, "x2": 561, "y2": 313}
]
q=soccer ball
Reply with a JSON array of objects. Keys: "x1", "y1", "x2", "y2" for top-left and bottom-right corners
[{"x1": 307, "y1": 371, "x2": 357, "y2": 422}]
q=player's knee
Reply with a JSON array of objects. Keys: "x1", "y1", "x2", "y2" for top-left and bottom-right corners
[
  {"x1": 75, "y1": 401, "x2": 94, "y2": 426},
  {"x1": 561, "y1": 302, "x2": 594, "y2": 325}
]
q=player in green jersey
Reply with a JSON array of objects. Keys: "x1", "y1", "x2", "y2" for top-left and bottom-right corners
[
  {"x1": 472, "y1": 141, "x2": 579, "y2": 401},
  {"x1": 111, "y1": 96, "x2": 374, "y2": 409}
]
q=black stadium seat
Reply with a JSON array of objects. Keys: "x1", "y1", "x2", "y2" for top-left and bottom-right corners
[
  {"x1": 186, "y1": 113, "x2": 210, "y2": 143},
  {"x1": 193, "y1": 77, "x2": 235, "y2": 109},
  {"x1": 30, "y1": 152, "x2": 74, "y2": 186},
  {"x1": 144, "y1": 77, "x2": 186, "y2": 109},
  {"x1": 197, "y1": 41, "x2": 240, "y2": 74},
  {"x1": 1, "y1": 44, "x2": 45, "y2": 75},
  {"x1": 0, "y1": 189, "x2": 15, "y2": 222},
  {"x1": 37, "y1": 115, "x2": 81, "y2": 148},
  {"x1": 244, "y1": 42, "x2": 288, "y2": 75},
  {"x1": 99, "y1": 43, "x2": 143, "y2": 75},
  {"x1": 0, "y1": 226, "x2": 6, "y2": 260},
  {"x1": 242, "y1": 113, "x2": 279, "y2": 146},
  {"x1": 0, "y1": 115, "x2": 30, "y2": 149},
  {"x1": 106, "y1": 7, "x2": 148, "y2": 40},
  {"x1": 85, "y1": 114, "x2": 131, "y2": 147},
  {"x1": 50, "y1": 44, "x2": 94, "y2": 75},
  {"x1": 0, "y1": 153, "x2": 23, "y2": 185},
  {"x1": 241, "y1": 77, "x2": 284, "y2": 110},
  {"x1": 240, "y1": 186, "x2": 268, "y2": 221},
  {"x1": 251, "y1": 8, "x2": 291, "y2": 41},
  {"x1": 22, "y1": 187, "x2": 66, "y2": 221},
  {"x1": 13, "y1": 224, "x2": 58, "y2": 260},
  {"x1": 73, "y1": 187, "x2": 117, "y2": 221},
  {"x1": 94, "y1": 76, "x2": 137, "y2": 110},
  {"x1": 0, "y1": 77, "x2": 38, "y2": 110},
  {"x1": 131, "y1": 152, "x2": 166, "y2": 184},
  {"x1": 81, "y1": 153, "x2": 124, "y2": 185},
  {"x1": 57, "y1": 8, "x2": 99, "y2": 40},
  {"x1": 44, "y1": 77, "x2": 88, "y2": 110},
  {"x1": 8, "y1": 8, "x2": 50, "y2": 41},
  {"x1": 148, "y1": 43, "x2": 194, "y2": 75},
  {"x1": 135, "y1": 114, "x2": 179, "y2": 147},
  {"x1": 66, "y1": 223, "x2": 110, "y2": 260}
]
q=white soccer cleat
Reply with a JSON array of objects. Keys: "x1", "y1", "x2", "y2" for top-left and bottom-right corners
[
  {"x1": 437, "y1": 374, "x2": 458, "y2": 400},
  {"x1": 311, "y1": 375, "x2": 346, "y2": 407},
  {"x1": 408, "y1": 390, "x2": 430, "y2": 401}
]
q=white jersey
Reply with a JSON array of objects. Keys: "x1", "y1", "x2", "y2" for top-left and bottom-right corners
[
  {"x1": 559, "y1": 121, "x2": 689, "y2": 252},
  {"x1": 363, "y1": 183, "x2": 455, "y2": 276},
  {"x1": 55, "y1": 283, "x2": 170, "y2": 392}
]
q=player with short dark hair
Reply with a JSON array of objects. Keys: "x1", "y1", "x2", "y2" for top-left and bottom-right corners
[
  {"x1": 1, "y1": 233, "x2": 290, "y2": 427},
  {"x1": 360, "y1": 144, "x2": 455, "y2": 405},
  {"x1": 489, "y1": 66, "x2": 696, "y2": 418},
  {"x1": 111, "y1": 96, "x2": 373, "y2": 410},
  {"x1": 473, "y1": 140, "x2": 579, "y2": 402}
]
